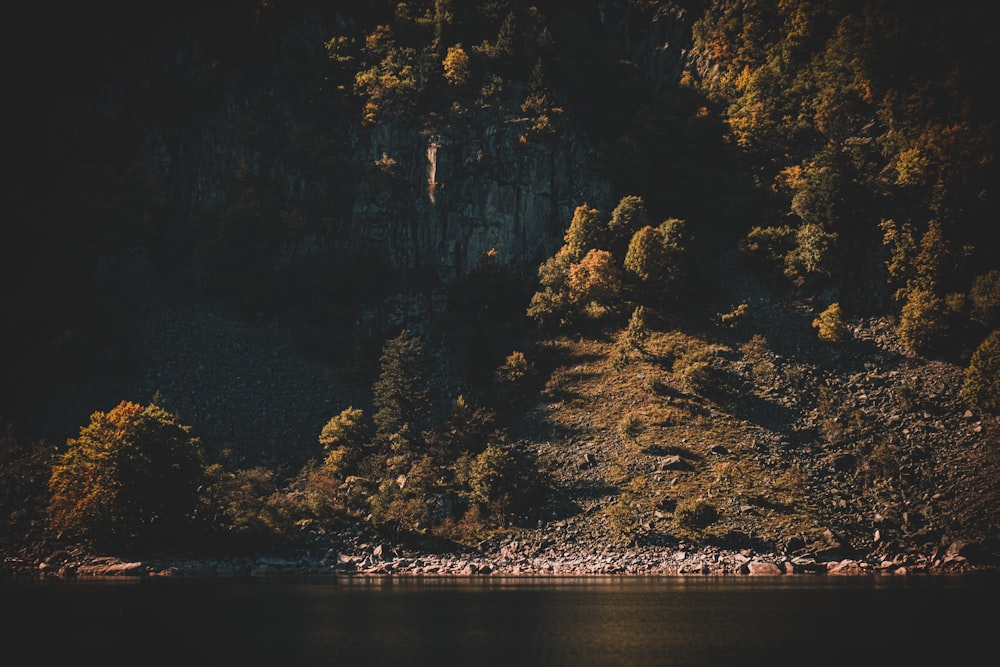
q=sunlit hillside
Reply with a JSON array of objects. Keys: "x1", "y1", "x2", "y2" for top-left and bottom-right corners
[{"x1": 1, "y1": 0, "x2": 997, "y2": 572}]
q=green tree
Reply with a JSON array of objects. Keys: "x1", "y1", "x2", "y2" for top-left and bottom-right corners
[
  {"x1": 563, "y1": 204, "x2": 605, "y2": 260},
  {"x1": 897, "y1": 288, "x2": 948, "y2": 355},
  {"x1": 961, "y1": 330, "x2": 1000, "y2": 413},
  {"x1": 969, "y1": 270, "x2": 1000, "y2": 329},
  {"x1": 319, "y1": 406, "x2": 368, "y2": 475},
  {"x1": 624, "y1": 225, "x2": 667, "y2": 284},
  {"x1": 373, "y1": 329, "x2": 431, "y2": 456},
  {"x1": 624, "y1": 218, "x2": 686, "y2": 288},
  {"x1": 48, "y1": 400, "x2": 204, "y2": 546},
  {"x1": 608, "y1": 195, "x2": 650, "y2": 258}
]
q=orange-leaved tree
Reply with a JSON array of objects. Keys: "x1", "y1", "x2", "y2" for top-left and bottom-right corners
[{"x1": 48, "y1": 400, "x2": 205, "y2": 547}]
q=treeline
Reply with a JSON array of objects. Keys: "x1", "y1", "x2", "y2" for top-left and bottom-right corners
[
  {"x1": 683, "y1": 0, "x2": 997, "y2": 356},
  {"x1": 5, "y1": 327, "x2": 546, "y2": 554}
]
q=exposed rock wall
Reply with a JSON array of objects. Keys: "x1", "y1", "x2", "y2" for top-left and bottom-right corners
[{"x1": 352, "y1": 114, "x2": 611, "y2": 283}]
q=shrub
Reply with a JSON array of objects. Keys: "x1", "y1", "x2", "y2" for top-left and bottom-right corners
[
  {"x1": 493, "y1": 351, "x2": 536, "y2": 412},
  {"x1": 617, "y1": 411, "x2": 643, "y2": 445},
  {"x1": 672, "y1": 345, "x2": 729, "y2": 395},
  {"x1": 785, "y1": 223, "x2": 838, "y2": 284},
  {"x1": 459, "y1": 444, "x2": 547, "y2": 525},
  {"x1": 48, "y1": 400, "x2": 205, "y2": 547},
  {"x1": 527, "y1": 246, "x2": 574, "y2": 327},
  {"x1": 607, "y1": 491, "x2": 644, "y2": 541},
  {"x1": 961, "y1": 330, "x2": 1000, "y2": 413},
  {"x1": 719, "y1": 302, "x2": 749, "y2": 328},
  {"x1": 897, "y1": 288, "x2": 948, "y2": 354},
  {"x1": 624, "y1": 225, "x2": 667, "y2": 283},
  {"x1": 970, "y1": 270, "x2": 1000, "y2": 329},
  {"x1": 369, "y1": 455, "x2": 438, "y2": 535},
  {"x1": 624, "y1": 219, "x2": 687, "y2": 288},
  {"x1": 199, "y1": 461, "x2": 296, "y2": 551},
  {"x1": 812, "y1": 302, "x2": 848, "y2": 342},
  {"x1": 674, "y1": 498, "x2": 719, "y2": 531},
  {"x1": 623, "y1": 306, "x2": 650, "y2": 353}
]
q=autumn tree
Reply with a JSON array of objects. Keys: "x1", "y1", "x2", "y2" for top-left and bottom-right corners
[
  {"x1": 567, "y1": 248, "x2": 622, "y2": 317},
  {"x1": 812, "y1": 302, "x2": 847, "y2": 342},
  {"x1": 48, "y1": 400, "x2": 205, "y2": 547},
  {"x1": 442, "y1": 43, "x2": 470, "y2": 87}
]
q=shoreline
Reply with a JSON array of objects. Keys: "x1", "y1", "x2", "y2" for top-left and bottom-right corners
[{"x1": 9, "y1": 543, "x2": 994, "y2": 580}]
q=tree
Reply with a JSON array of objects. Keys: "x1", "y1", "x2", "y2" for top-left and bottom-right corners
[
  {"x1": 969, "y1": 270, "x2": 1000, "y2": 329},
  {"x1": 567, "y1": 249, "x2": 622, "y2": 316},
  {"x1": 563, "y1": 204, "x2": 605, "y2": 260},
  {"x1": 624, "y1": 305, "x2": 650, "y2": 352},
  {"x1": 812, "y1": 302, "x2": 847, "y2": 342},
  {"x1": 372, "y1": 329, "x2": 431, "y2": 448},
  {"x1": 961, "y1": 330, "x2": 1000, "y2": 413},
  {"x1": 48, "y1": 400, "x2": 204, "y2": 546},
  {"x1": 442, "y1": 44, "x2": 470, "y2": 87},
  {"x1": 608, "y1": 195, "x2": 650, "y2": 258},
  {"x1": 897, "y1": 288, "x2": 948, "y2": 355},
  {"x1": 319, "y1": 406, "x2": 368, "y2": 474},
  {"x1": 624, "y1": 225, "x2": 667, "y2": 283},
  {"x1": 624, "y1": 219, "x2": 686, "y2": 288}
]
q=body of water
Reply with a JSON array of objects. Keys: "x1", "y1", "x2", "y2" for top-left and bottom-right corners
[{"x1": 3, "y1": 574, "x2": 994, "y2": 666}]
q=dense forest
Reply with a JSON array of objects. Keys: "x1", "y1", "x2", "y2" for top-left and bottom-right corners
[{"x1": 2, "y1": 0, "x2": 998, "y2": 571}]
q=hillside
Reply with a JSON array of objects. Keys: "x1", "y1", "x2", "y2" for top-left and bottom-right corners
[
  {"x1": 4, "y1": 267, "x2": 998, "y2": 575},
  {"x1": 1, "y1": 1, "x2": 998, "y2": 574}
]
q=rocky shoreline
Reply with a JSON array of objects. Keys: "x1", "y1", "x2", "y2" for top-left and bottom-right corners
[{"x1": 13, "y1": 534, "x2": 994, "y2": 580}]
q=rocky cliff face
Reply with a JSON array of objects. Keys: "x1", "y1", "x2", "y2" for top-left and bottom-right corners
[
  {"x1": 351, "y1": 113, "x2": 610, "y2": 283},
  {"x1": 128, "y1": 10, "x2": 614, "y2": 297}
]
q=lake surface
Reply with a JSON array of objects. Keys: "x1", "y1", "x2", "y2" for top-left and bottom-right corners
[{"x1": 3, "y1": 574, "x2": 995, "y2": 666}]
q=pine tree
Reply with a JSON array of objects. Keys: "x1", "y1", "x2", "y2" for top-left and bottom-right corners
[{"x1": 372, "y1": 329, "x2": 431, "y2": 447}]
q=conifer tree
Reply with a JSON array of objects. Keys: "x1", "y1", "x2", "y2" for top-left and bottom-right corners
[
  {"x1": 563, "y1": 204, "x2": 605, "y2": 260},
  {"x1": 372, "y1": 329, "x2": 431, "y2": 449},
  {"x1": 608, "y1": 195, "x2": 650, "y2": 259}
]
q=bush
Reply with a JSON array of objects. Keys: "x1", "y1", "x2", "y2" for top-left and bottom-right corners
[
  {"x1": 48, "y1": 400, "x2": 205, "y2": 547},
  {"x1": 961, "y1": 330, "x2": 1000, "y2": 413},
  {"x1": 459, "y1": 443, "x2": 547, "y2": 525},
  {"x1": 970, "y1": 270, "x2": 1000, "y2": 329},
  {"x1": 199, "y1": 461, "x2": 297, "y2": 551},
  {"x1": 897, "y1": 288, "x2": 948, "y2": 354},
  {"x1": 672, "y1": 345, "x2": 729, "y2": 395},
  {"x1": 608, "y1": 195, "x2": 650, "y2": 257},
  {"x1": 812, "y1": 302, "x2": 848, "y2": 342},
  {"x1": 674, "y1": 498, "x2": 719, "y2": 531}
]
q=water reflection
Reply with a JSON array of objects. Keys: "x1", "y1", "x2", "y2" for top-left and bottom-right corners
[{"x1": 4, "y1": 575, "x2": 995, "y2": 666}]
